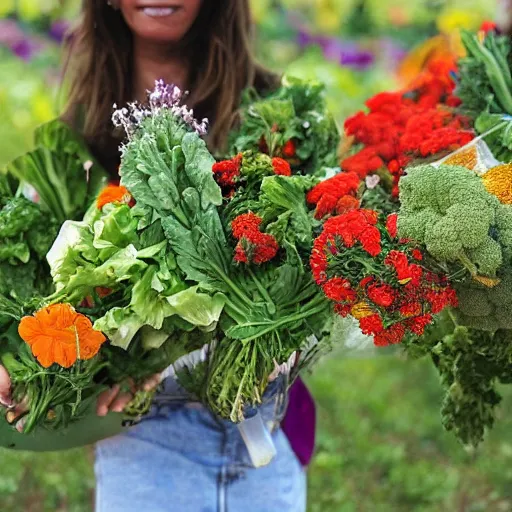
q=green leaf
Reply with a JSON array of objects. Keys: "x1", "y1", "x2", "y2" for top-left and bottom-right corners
[
  {"x1": 94, "y1": 308, "x2": 144, "y2": 349},
  {"x1": 5, "y1": 120, "x2": 108, "y2": 222},
  {"x1": 92, "y1": 204, "x2": 139, "y2": 251},
  {"x1": 0, "y1": 239, "x2": 30, "y2": 263},
  {"x1": 181, "y1": 133, "x2": 222, "y2": 209},
  {"x1": 130, "y1": 267, "x2": 175, "y2": 330},
  {"x1": 166, "y1": 286, "x2": 226, "y2": 329},
  {"x1": 0, "y1": 197, "x2": 41, "y2": 238}
]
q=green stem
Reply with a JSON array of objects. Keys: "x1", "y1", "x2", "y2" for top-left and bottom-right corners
[
  {"x1": 447, "y1": 308, "x2": 459, "y2": 329},
  {"x1": 463, "y1": 33, "x2": 512, "y2": 114},
  {"x1": 458, "y1": 251, "x2": 478, "y2": 277},
  {"x1": 210, "y1": 262, "x2": 253, "y2": 305},
  {"x1": 242, "y1": 303, "x2": 327, "y2": 342},
  {"x1": 247, "y1": 268, "x2": 276, "y2": 315},
  {"x1": 1, "y1": 352, "x2": 26, "y2": 373},
  {"x1": 223, "y1": 298, "x2": 249, "y2": 319}
]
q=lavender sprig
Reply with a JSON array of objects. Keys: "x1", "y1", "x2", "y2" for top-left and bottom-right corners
[{"x1": 112, "y1": 80, "x2": 209, "y2": 137}]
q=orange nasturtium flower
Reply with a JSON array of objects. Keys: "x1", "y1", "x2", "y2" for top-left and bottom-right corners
[
  {"x1": 18, "y1": 304, "x2": 107, "y2": 368},
  {"x1": 96, "y1": 185, "x2": 133, "y2": 210}
]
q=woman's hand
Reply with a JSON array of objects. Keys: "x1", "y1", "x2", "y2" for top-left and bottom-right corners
[
  {"x1": 96, "y1": 374, "x2": 161, "y2": 416},
  {"x1": 0, "y1": 364, "x2": 162, "y2": 429},
  {"x1": 0, "y1": 364, "x2": 27, "y2": 432}
]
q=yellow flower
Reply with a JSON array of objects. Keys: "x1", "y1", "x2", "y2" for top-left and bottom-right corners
[
  {"x1": 473, "y1": 275, "x2": 501, "y2": 288},
  {"x1": 31, "y1": 94, "x2": 55, "y2": 123},
  {"x1": 437, "y1": 9, "x2": 479, "y2": 35},
  {"x1": 482, "y1": 164, "x2": 512, "y2": 204},
  {"x1": 351, "y1": 302, "x2": 374, "y2": 320},
  {"x1": 18, "y1": 0, "x2": 57, "y2": 21},
  {"x1": 444, "y1": 146, "x2": 478, "y2": 170}
]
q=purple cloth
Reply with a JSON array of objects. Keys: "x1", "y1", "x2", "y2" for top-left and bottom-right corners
[{"x1": 281, "y1": 378, "x2": 316, "y2": 467}]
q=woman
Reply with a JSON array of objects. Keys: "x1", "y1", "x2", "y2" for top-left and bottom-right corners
[{"x1": 0, "y1": 1, "x2": 314, "y2": 511}]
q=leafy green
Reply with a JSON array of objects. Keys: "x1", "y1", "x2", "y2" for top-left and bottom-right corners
[
  {"x1": 473, "y1": 112, "x2": 512, "y2": 162},
  {"x1": 4, "y1": 120, "x2": 108, "y2": 223},
  {"x1": 0, "y1": 194, "x2": 57, "y2": 302},
  {"x1": 229, "y1": 75, "x2": 340, "y2": 175},
  {"x1": 0, "y1": 197, "x2": 41, "y2": 238},
  {"x1": 166, "y1": 286, "x2": 225, "y2": 329},
  {"x1": 259, "y1": 174, "x2": 319, "y2": 257},
  {"x1": 457, "y1": 31, "x2": 512, "y2": 115}
]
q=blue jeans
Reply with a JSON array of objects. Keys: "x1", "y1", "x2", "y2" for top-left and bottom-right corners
[{"x1": 95, "y1": 382, "x2": 306, "y2": 511}]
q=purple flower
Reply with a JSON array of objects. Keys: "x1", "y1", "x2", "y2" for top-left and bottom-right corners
[
  {"x1": 319, "y1": 38, "x2": 376, "y2": 70},
  {"x1": 340, "y1": 49, "x2": 375, "y2": 70},
  {"x1": 11, "y1": 39, "x2": 34, "y2": 61},
  {"x1": 296, "y1": 29, "x2": 315, "y2": 48},
  {"x1": 49, "y1": 20, "x2": 70, "y2": 43},
  {"x1": 113, "y1": 80, "x2": 209, "y2": 137}
]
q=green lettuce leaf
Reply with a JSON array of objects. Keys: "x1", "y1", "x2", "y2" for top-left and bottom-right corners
[
  {"x1": 166, "y1": 286, "x2": 225, "y2": 330},
  {"x1": 5, "y1": 120, "x2": 108, "y2": 222}
]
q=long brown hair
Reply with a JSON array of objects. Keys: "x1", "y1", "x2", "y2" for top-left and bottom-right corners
[{"x1": 62, "y1": 0, "x2": 277, "y2": 170}]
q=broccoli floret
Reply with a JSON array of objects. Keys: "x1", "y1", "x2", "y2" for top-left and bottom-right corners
[
  {"x1": 495, "y1": 204, "x2": 512, "y2": 248},
  {"x1": 487, "y1": 270, "x2": 512, "y2": 306},
  {"x1": 468, "y1": 237, "x2": 503, "y2": 276},
  {"x1": 455, "y1": 285, "x2": 493, "y2": 317},
  {"x1": 454, "y1": 269, "x2": 512, "y2": 331},
  {"x1": 399, "y1": 165, "x2": 505, "y2": 276},
  {"x1": 423, "y1": 215, "x2": 463, "y2": 261},
  {"x1": 397, "y1": 207, "x2": 439, "y2": 241},
  {"x1": 493, "y1": 306, "x2": 512, "y2": 329}
]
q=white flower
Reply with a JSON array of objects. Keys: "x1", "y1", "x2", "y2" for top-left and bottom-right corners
[{"x1": 365, "y1": 174, "x2": 380, "y2": 190}]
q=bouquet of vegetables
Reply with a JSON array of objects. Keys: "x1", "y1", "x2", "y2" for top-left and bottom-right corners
[{"x1": 0, "y1": 77, "x2": 460, "y2": 462}]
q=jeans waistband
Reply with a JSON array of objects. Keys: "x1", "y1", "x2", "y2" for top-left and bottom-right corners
[{"x1": 150, "y1": 374, "x2": 289, "y2": 432}]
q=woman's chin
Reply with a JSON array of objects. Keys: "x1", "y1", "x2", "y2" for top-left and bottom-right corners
[{"x1": 132, "y1": 27, "x2": 187, "y2": 45}]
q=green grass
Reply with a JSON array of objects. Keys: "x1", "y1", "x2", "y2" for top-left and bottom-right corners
[{"x1": 1, "y1": 354, "x2": 512, "y2": 511}]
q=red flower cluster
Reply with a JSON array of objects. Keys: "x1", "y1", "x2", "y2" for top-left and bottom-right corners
[
  {"x1": 231, "y1": 212, "x2": 262, "y2": 238},
  {"x1": 479, "y1": 20, "x2": 497, "y2": 35},
  {"x1": 311, "y1": 209, "x2": 457, "y2": 347},
  {"x1": 310, "y1": 209, "x2": 381, "y2": 283},
  {"x1": 342, "y1": 58, "x2": 474, "y2": 197},
  {"x1": 231, "y1": 212, "x2": 279, "y2": 265},
  {"x1": 258, "y1": 138, "x2": 296, "y2": 160},
  {"x1": 272, "y1": 157, "x2": 292, "y2": 176},
  {"x1": 212, "y1": 154, "x2": 243, "y2": 190},
  {"x1": 306, "y1": 172, "x2": 361, "y2": 219},
  {"x1": 386, "y1": 213, "x2": 398, "y2": 239},
  {"x1": 282, "y1": 140, "x2": 296, "y2": 158}
]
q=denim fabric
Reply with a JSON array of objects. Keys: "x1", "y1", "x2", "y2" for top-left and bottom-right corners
[{"x1": 94, "y1": 379, "x2": 306, "y2": 512}]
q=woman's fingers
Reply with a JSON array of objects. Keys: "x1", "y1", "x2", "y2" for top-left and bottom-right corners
[
  {"x1": 96, "y1": 384, "x2": 121, "y2": 417},
  {"x1": 143, "y1": 373, "x2": 162, "y2": 392},
  {"x1": 15, "y1": 416, "x2": 27, "y2": 433},
  {"x1": 110, "y1": 392, "x2": 133, "y2": 413},
  {"x1": 0, "y1": 365, "x2": 13, "y2": 407},
  {"x1": 5, "y1": 395, "x2": 29, "y2": 430},
  {"x1": 96, "y1": 374, "x2": 162, "y2": 417}
]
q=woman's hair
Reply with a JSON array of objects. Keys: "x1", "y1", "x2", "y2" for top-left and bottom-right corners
[{"x1": 62, "y1": 0, "x2": 277, "y2": 168}]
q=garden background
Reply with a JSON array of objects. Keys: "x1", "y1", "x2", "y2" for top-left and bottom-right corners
[{"x1": 1, "y1": 1, "x2": 511, "y2": 511}]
